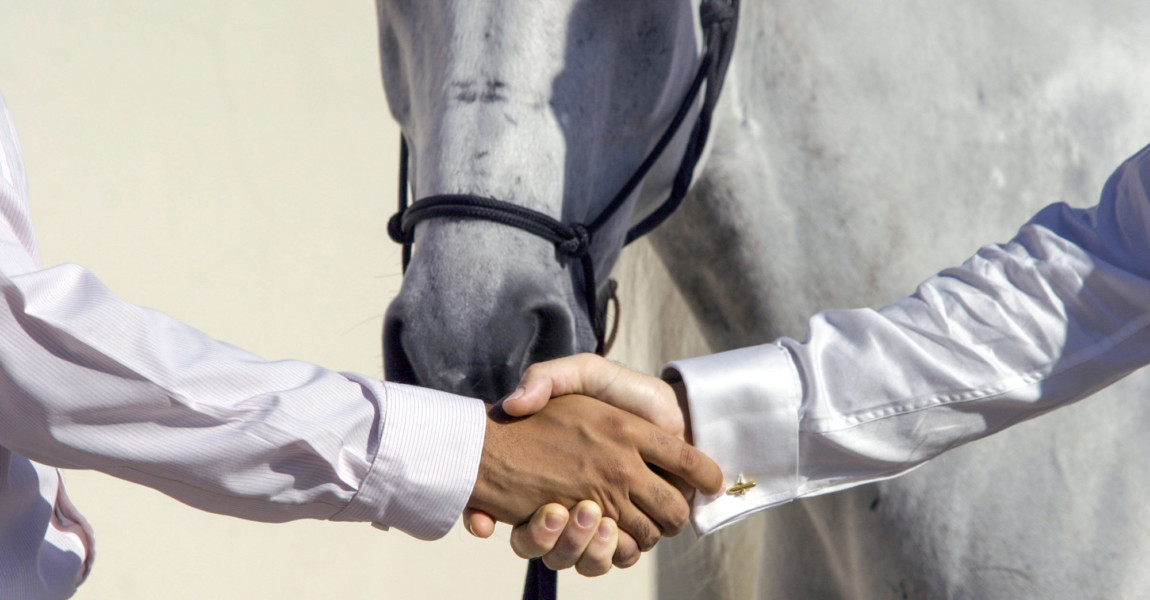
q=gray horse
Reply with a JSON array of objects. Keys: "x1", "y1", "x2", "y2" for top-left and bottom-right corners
[{"x1": 377, "y1": 0, "x2": 1150, "y2": 597}]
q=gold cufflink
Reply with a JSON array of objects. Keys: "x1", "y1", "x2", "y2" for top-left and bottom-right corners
[{"x1": 727, "y1": 475, "x2": 756, "y2": 496}]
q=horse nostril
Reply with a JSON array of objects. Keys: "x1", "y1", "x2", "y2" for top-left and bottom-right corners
[
  {"x1": 382, "y1": 283, "x2": 579, "y2": 400},
  {"x1": 523, "y1": 302, "x2": 577, "y2": 368},
  {"x1": 383, "y1": 310, "x2": 418, "y2": 385}
]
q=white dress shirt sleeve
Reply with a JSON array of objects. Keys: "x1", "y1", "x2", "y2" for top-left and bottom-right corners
[
  {"x1": 0, "y1": 94, "x2": 485, "y2": 566},
  {"x1": 0, "y1": 263, "x2": 485, "y2": 539},
  {"x1": 671, "y1": 143, "x2": 1150, "y2": 536}
]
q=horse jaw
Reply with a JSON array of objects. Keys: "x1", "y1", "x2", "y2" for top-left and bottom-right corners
[{"x1": 377, "y1": 0, "x2": 704, "y2": 399}]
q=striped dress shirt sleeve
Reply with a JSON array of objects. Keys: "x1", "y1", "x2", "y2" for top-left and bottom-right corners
[{"x1": 0, "y1": 93, "x2": 486, "y2": 598}]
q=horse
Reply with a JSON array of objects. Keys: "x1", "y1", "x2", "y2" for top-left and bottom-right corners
[{"x1": 375, "y1": 0, "x2": 1150, "y2": 598}]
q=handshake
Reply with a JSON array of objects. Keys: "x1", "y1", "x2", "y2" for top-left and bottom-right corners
[{"x1": 464, "y1": 354, "x2": 723, "y2": 576}]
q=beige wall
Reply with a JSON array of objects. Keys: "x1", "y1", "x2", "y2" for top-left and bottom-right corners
[{"x1": 0, "y1": 2, "x2": 653, "y2": 598}]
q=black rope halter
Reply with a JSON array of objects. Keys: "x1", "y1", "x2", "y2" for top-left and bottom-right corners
[
  {"x1": 389, "y1": 1, "x2": 738, "y2": 357},
  {"x1": 386, "y1": 1, "x2": 738, "y2": 597}
]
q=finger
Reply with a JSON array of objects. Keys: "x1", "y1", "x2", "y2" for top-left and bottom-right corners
[
  {"x1": 628, "y1": 470, "x2": 693, "y2": 537},
  {"x1": 613, "y1": 530, "x2": 641, "y2": 568},
  {"x1": 504, "y1": 354, "x2": 618, "y2": 415},
  {"x1": 651, "y1": 467, "x2": 696, "y2": 505},
  {"x1": 542, "y1": 500, "x2": 601, "y2": 571},
  {"x1": 502, "y1": 354, "x2": 599, "y2": 417},
  {"x1": 508, "y1": 355, "x2": 685, "y2": 437},
  {"x1": 637, "y1": 427, "x2": 724, "y2": 496},
  {"x1": 616, "y1": 503, "x2": 662, "y2": 552},
  {"x1": 510, "y1": 504, "x2": 569, "y2": 559},
  {"x1": 498, "y1": 382, "x2": 549, "y2": 418},
  {"x1": 575, "y1": 517, "x2": 618, "y2": 577},
  {"x1": 463, "y1": 508, "x2": 496, "y2": 539},
  {"x1": 579, "y1": 363, "x2": 683, "y2": 435}
]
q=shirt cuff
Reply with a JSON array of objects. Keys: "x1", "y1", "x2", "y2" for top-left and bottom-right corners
[
  {"x1": 665, "y1": 343, "x2": 802, "y2": 536},
  {"x1": 332, "y1": 381, "x2": 486, "y2": 540}
]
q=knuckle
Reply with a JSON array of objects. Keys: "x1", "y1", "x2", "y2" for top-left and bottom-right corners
[
  {"x1": 603, "y1": 412, "x2": 632, "y2": 437},
  {"x1": 522, "y1": 362, "x2": 545, "y2": 382},
  {"x1": 544, "y1": 545, "x2": 580, "y2": 570},
  {"x1": 510, "y1": 530, "x2": 545, "y2": 559},
  {"x1": 630, "y1": 520, "x2": 658, "y2": 552},
  {"x1": 576, "y1": 558, "x2": 610, "y2": 578},
  {"x1": 665, "y1": 501, "x2": 689, "y2": 536},
  {"x1": 571, "y1": 353, "x2": 598, "y2": 378},
  {"x1": 678, "y1": 444, "x2": 699, "y2": 472},
  {"x1": 512, "y1": 543, "x2": 536, "y2": 560},
  {"x1": 614, "y1": 543, "x2": 640, "y2": 568},
  {"x1": 600, "y1": 497, "x2": 621, "y2": 521},
  {"x1": 648, "y1": 428, "x2": 680, "y2": 460},
  {"x1": 649, "y1": 484, "x2": 689, "y2": 536},
  {"x1": 532, "y1": 527, "x2": 557, "y2": 552},
  {"x1": 603, "y1": 458, "x2": 632, "y2": 487},
  {"x1": 554, "y1": 533, "x2": 582, "y2": 557},
  {"x1": 542, "y1": 555, "x2": 569, "y2": 571}
]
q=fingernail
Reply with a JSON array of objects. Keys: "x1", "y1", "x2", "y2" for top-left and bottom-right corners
[
  {"x1": 544, "y1": 513, "x2": 564, "y2": 531},
  {"x1": 463, "y1": 519, "x2": 474, "y2": 536},
  {"x1": 598, "y1": 522, "x2": 613, "y2": 540},
  {"x1": 505, "y1": 386, "x2": 526, "y2": 402},
  {"x1": 576, "y1": 509, "x2": 595, "y2": 529}
]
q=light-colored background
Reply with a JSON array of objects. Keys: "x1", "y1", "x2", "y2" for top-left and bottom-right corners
[{"x1": 0, "y1": 2, "x2": 658, "y2": 598}]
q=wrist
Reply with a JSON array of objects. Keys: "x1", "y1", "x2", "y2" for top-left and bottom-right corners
[
  {"x1": 468, "y1": 409, "x2": 499, "y2": 515},
  {"x1": 468, "y1": 405, "x2": 521, "y2": 523}
]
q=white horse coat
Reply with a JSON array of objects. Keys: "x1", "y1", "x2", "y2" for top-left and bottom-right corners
[{"x1": 377, "y1": 1, "x2": 1150, "y2": 597}]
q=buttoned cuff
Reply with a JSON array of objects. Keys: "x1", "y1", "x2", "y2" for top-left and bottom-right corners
[
  {"x1": 665, "y1": 343, "x2": 802, "y2": 536},
  {"x1": 332, "y1": 381, "x2": 486, "y2": 540}
]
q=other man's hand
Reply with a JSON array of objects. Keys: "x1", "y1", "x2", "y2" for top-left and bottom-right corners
[
  {"x1": 465, "y1": 355, "x2": 708, "y2": 575},
  {"x1": 467, "y1": 394, "x2": 720, "y2": 553}
]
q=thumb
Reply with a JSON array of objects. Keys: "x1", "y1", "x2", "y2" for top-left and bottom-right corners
[
  {"x1": 499, "y1": 379, "x2": 553, "y2": 418},
  {"x1": 502, "y1": 353, "x2": 604, "y2": 417},
  {"x1": 463, "y1": 508, "x2": 497, "y2": 539},
  {"x1": 504, "y1": 354, "x2": 685, "y2": 437}
]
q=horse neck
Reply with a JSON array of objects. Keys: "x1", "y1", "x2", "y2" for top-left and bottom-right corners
[{"x1": 648, "y1": 0, "x2": 1150, "y2": 355}]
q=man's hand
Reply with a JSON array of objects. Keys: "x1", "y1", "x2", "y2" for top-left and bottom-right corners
[
  {"x1": 507, "y1": 501, "x2": 624, "y2": 576},
  {"x1": 465, "y1": 355, "x2": 706, "y2": 575},
  {"x1": 504, "y1": 353, "x2": 688, "y2": 438},
  {"x1": 468, "y1": 394, "x2": 721, "y2": 553}
]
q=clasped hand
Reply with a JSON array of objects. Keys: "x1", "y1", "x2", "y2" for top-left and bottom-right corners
[{"x1": 465, "y1": 354, "x2": 721, "y2": 576}]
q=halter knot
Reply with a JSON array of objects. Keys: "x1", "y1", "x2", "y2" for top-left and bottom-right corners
[
  {"x1": 557, "y1": 223, "x2": 591, "y2": 260},
  {"x1": 387, "y1": 211, "x2": 411, "y2": 244}
]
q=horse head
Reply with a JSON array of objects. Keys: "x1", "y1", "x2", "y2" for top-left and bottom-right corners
[{"x1": 377, "y1": 0, "x2": 731, "y2": 400}]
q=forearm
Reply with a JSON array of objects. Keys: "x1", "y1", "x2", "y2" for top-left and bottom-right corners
[
  {"x1": 0, "y1": 263, "x2": 485, "y2": 539},
  {"x1": 675, "y1": 143, "x2": 1150, "y2": 535}
]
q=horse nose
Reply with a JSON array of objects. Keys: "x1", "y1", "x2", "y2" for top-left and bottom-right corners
[
  {"x1": 383, "y1": 292, "x2": 577, "y2": 402},
  {"x1": 521, "y1": 301, "x2": 578, "y2": 368}
]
